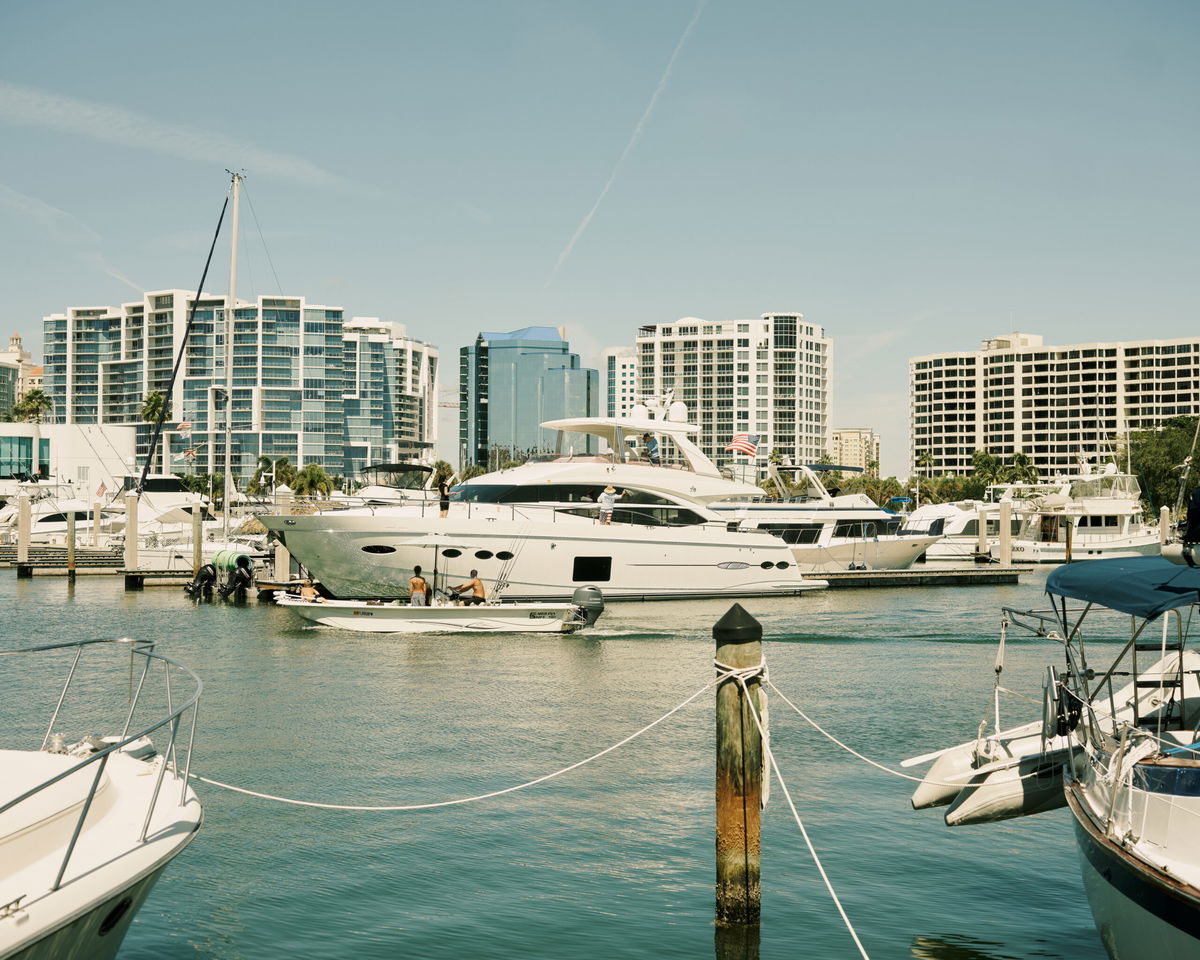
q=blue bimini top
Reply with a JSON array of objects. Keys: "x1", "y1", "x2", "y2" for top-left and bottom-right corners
[{"x1": 1046, "y1": 556, "x2": 1200, "y2": 622}]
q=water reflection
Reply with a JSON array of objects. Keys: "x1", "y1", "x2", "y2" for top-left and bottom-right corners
[
  {"x1": 714, "y1": 923, "x2": 759, "y2": 960},
  {"x1": 910, "y1": 933, "x2": 1058, "y2": 959}
]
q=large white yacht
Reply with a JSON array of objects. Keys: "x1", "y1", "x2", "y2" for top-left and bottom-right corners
[
  {"x1": 262, "y1": 414, "x2": 827, "y2": 601},
  {"x1": 710, "y1": 464, "x2": 944, "y2": 572}
]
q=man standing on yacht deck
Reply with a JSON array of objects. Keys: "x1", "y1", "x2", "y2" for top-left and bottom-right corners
[{"x1": 409, "y1": 565, "x2": 429, "y2": 606}]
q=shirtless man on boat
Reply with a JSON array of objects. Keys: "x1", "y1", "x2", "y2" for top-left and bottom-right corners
[{"x1": 452, "y1": 570, "x2": 486, "y2": 606}]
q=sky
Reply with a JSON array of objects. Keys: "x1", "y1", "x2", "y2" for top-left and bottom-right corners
[{"x1": 2, "y1": 0, "x2": 1198, "y2": 476}]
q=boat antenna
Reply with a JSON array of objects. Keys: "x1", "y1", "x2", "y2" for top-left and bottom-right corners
[{"x1": 135, "y1": 185, "x2": 231, "y2": 498}]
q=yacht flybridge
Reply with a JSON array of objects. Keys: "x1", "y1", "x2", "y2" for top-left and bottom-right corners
[{"x1": 262, "y1": 414, "x2": 827, "y2": 601}]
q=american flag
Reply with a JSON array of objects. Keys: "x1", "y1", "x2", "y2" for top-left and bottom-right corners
[
  {"x1": 95, "y1": 482, "x2": 107, "y2": 498},
  {"x1": 724, "y1": 433, "x2": 759, "y2": 456},
  {"x1": 177, "y1": 421, "x2": 193, "y2": 433}
]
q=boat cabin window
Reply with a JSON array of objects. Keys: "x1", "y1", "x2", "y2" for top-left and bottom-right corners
[
  {"x1": 121, "y1": 476, "x2": 190, "y2": 494},
  {"x1": 832, "y1": 518, "x2": 903, "y2": 538},
  {"x1": 1069, "y1": 475, "x2": 1140, "y2": 499},
  {"x1": 760, "y1": 522, "x2": 823, "y2": 544},
  {"x1": 453, "y1": 484, "x2": 682, "y2": 506},
  {"x1": 572, "y1": 556, "x2": 612, "y2": 581},
  {"x1": 37, "y1": 511, "x2": 94, "y2": 523}
]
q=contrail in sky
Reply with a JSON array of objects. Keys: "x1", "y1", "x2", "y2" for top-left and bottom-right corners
[
  {"x1": 0, "y1": 183, "x2": 143, "y2": 292},
  {"x1": 0, "y1": 82, "x2": 347, "y2": 189},
  {"x1": 546, "y1": 0, "x2": 707, "y2": 285}
]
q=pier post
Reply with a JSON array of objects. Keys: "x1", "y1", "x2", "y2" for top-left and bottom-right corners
[
  {"x1": 17, "y1": 494, "x2": 31, "y2": 563},
  {"x1": 1064, "y1": 516, "x2": 1073, "y2": 563},
  {"x1": 123, "y1": 493, "x2": 139, "y2": 571},
  {"x1": 999, "y1": 501, "x2": 1012, "y2": 566},
  {"x1": 1161, "y1": 506, "x2": 1171, "y2": 546},
  {"x1": 715, "y1": 604, "x2": 763, "y2": 927},
  {"x1": 91, "y1": 501, "x2": 101, "y2": 548},
  {"x1": 66, "y1": 511, "x2": 76, "y2": 583},
  {"x1": 976, "y1": 507, "x2": 987, "y2": 556},
  {"x1": 192, "y1": 508, "x2": 203, "y2": 575}
]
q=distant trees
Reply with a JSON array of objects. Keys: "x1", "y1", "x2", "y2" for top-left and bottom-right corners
[
  {"x1": 246, "y1": 456, "x2": 297, "y2": 495},
  {"x1": 1126, "y1": 416, "x2": 1200, "y2": 515},
  {"x1": 291, "y1": 463, "x2": 334, "y2": 498}
]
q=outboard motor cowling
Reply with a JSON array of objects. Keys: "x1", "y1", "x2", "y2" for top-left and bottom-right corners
[
  {"x1": 571, "y1": 585, "x2": 605, "y2": 628},
  {"x1": 185, "y1": 563, "x2": 218, "y2": 599}
]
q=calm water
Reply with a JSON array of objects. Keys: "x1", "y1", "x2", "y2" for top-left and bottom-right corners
[{"x1": 1, "y1": 569, "x2": 1107, "y2": 960}]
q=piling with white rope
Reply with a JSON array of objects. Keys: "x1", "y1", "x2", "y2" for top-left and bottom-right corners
[{"x1": 714, "y1": 603, "x2": 763, "y2": 926}]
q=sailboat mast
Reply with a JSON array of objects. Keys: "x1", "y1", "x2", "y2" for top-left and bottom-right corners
[{"x1": 223, "y1": 171, "x2": 243, "y2": 539}]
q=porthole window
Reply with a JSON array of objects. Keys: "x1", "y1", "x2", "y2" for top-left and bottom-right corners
[
  {"x1": 474, "y1": 550, "x2": 494, "y2": 560},
  {"x1": 495, "y1": 551, "x2": 514, "y2": 561},
  {"x1": 441, "y1": 548, "x2": 462, "y2": 558},
  {"x1": 760, "y1": 561, "x2": 774, "y2": 569},
  {"x1": 361, "y1": 545, "x2": 396, "y2": 554},
  {"x1": 775, "y1": 561, "x2": 790, "y2": 570}
]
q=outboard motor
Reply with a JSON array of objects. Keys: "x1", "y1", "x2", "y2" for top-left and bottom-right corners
[
  {"x1": 185, "y1": 563, "x2": 217, "y2": 599},
  {"x1": 571, "y1": 585, "x2": 605, "y2": 628},
  {"x1": 218, "y1": 555, "x2": 255, "y2": 601}
]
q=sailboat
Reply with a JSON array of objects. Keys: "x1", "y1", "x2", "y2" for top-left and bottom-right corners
[{"x1": 908, "y1": 556, "x2": 1200, "y2": 959}]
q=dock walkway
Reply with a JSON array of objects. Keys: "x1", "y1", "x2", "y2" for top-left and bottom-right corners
[{"x1": 803, "y1": 566, "x2": 1024, "y2": 587}]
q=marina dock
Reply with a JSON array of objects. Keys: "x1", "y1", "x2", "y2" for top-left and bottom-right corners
[{"x1": 803, "y1": 565, "x2": 1025, "y2": 587}]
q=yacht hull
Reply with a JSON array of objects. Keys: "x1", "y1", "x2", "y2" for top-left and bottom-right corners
[
  {"x1": 264, "y1": 510, "x2": 822, "y2": 600},
  {"x1": 1069, "y1": 782, "x2": 1200, "y2": 960},
  {"x1": 790, "y1": 535, "x2": 942, "y2": 573},
  {"x1": 1004, "y1": 536, "x2": 1161, "y2": 563}
]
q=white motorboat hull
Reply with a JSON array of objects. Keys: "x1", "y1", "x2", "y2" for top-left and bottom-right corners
[
  {"x1": 5, "y1": 867, "x2": 167, "y2": 960},
  {"x1": 277, "y1": 595, "x2": 585, "y2": 633},
  {"x1": 1003, "y1": 535, "x2": 1162, "y2": 564},
  {"x1": 0, "y1": 749, "x2": 202, "y2": 960},
  {"x1": 790, "y1": 534, "x2": 943, "y2": 573},
  {"x1": 265, "y1": 509, "x2": 823, "y2": 601}
]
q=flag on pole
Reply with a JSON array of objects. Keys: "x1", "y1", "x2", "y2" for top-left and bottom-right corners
[
  {"x1": 95, "y1": 482, "x2": 107, "y2": 498},
  {"x1": 177, "y1": 421, "x2": 193, "y2": 433},
  {"x1": 724, "y1": 433, "x2": 759, "y2": 456}
]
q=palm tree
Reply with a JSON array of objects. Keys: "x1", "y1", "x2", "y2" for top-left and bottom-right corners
[
  {"x1": 292, "y1": 462, "x2": 334, "y2": 498},
  {"x1": 460, "y1": 463, "x2": 488, "y2": 481},
  {"x1": 140, "y1": 391, "x2": 171, "y2": 424},
  {"x1": 971, "y1": 449, "x2": 1004, "y2": 487},
  {"x1": 1005, "y1": 451, "x2": 1040, "y2": 484},
  {"x1": 914, "y1": 450, "x2": 934, "y2": 507}
]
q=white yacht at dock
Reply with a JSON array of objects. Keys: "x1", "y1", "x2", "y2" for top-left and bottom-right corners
[
  {"x1": 262, "y1": 413, "x2": 827, "y2": 601},
  {"x1": 993, "y1": 461, "x2": 1160, "y2": 562},
  {"x1": 709, "y1": 463, "x2": 943, "y2": 572}
]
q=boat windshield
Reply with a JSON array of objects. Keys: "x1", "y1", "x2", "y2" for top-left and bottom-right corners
[
  {"x1": 1069, "y1": 475, "x2": 1141, "y2": 499},
  {"x1": 452, "y1": 483, "x2": 683, "y2": 506},
  {"x1": 360, "y1": 465, "x2": 432, "y2": 490}
]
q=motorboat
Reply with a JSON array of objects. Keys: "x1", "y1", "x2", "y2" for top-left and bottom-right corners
[
  {"x1": 275, "y1": 587, "x2": 603, "y2": 634},
  {"x1": 710, "y1": 464, "x2": 944, "y2": 572},
  {"x1": 261, "y1": 413, "x2": 828, "y2": 601},
  {"x1": 993, "y1": 461, "x2": 1160, "y2": 563},
  {"x1": 0, "y1": 637, "x2": 203, "y2": 960},
  {"x1": 908, "y1": 556, "x2": 1200, "y2": 959},
  {"x1": 329, "y1": 462, "x2": 443, "y2": 508}
]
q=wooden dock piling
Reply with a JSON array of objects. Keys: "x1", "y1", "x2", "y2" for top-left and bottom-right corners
[{"x1": 714, "y1": 603, "x2": 763, "y2": 926}]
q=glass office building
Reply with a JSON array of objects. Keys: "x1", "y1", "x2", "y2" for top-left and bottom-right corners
[
  {"x1": 459, "y1": 327, "x2": 598, "y2": 468},
  {"x1": 42, "y1": 291, "x2": 438, "y2": 483}
]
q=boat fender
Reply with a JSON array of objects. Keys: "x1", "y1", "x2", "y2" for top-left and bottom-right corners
[
  {"x1": 1042, "y1": 666, "x2": 1060, "y2": 741},
  {"x1": 571, "y1": 585, "x2": 605, "y2": 627}
]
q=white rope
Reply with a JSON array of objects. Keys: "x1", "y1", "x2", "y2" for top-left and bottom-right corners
[
  {"x1": 189, "y1": 678, "x2": 718, "y2": 811},
  {"x1": 720, "y1": 661, "x2": 871, "y2": 960},
  {"x1": 764, "y1": 680, "x2": 1062, "y2": 789}
]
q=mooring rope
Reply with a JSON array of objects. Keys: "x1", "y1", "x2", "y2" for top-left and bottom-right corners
[
  {"x1": 764, "y1": 680, "x2": 1062, "y2": 789},
  {"x1": 188, "y1": 678, "x2": 718, "y2": 811},
  {"x1": 721, "y1": 661, "x2": 872, "y2": 960}
]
